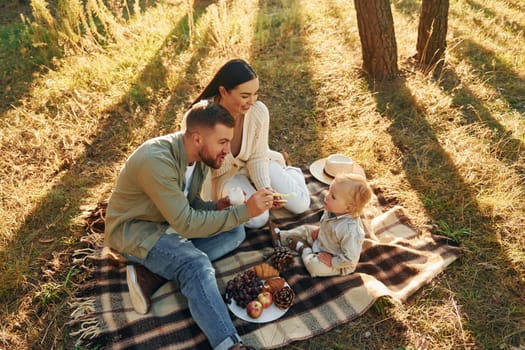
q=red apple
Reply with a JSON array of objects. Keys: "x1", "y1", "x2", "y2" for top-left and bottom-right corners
[
  {"x1": 246, "y1": 300, "x2": 263, "y2": 318},
  {"x1": 257, "y1": 291, "x2": 273, "y2": 308}
]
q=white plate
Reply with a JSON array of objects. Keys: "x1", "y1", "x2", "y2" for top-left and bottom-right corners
[{"x1": 227, "y1": 283, "x2": 291, "y2": 323}]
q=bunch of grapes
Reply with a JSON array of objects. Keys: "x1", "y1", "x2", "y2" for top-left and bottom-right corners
[{"x1": 224, "y1": 269, "x2": 264, "y2": 308}]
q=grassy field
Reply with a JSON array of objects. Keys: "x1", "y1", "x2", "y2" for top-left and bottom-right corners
[{"x1": 0, "y1": 0, "x2": 524, "y2": 349}]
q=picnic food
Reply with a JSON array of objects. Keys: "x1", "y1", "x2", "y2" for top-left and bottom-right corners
[
  {"x1": 228, "y1": 187, "x2": 245, "y2": 205},
  {"x1": 273, "y1": 286, "x2": 295, "y2": 309},
  {"x1": 224, "y1": 266, "x2": 294, "y2": 322},
  {"x1": 246, "y1": 300, "x2": 263, "y2": 318},
  {"x1": 257, "y1": 291, "x2": 273, "y2": 308},
  {"x1": 224, "y1": 269, "x2": 264, "y2": 308},
  {"x1": 272, "y1": 192, "x2": 297, "y2": 198},
  {"x1": 253, "y1": 263, "x2": 279, "y2": 279},
  {"x1": 271, "y1": 192, "x2": 295, "y2": 205},
  {"x1": 270, "y1": 246, "x2": 295, "y2": 271},
  {"x1": 262, "y1": 277, "x2": 286, "y2": 294}
]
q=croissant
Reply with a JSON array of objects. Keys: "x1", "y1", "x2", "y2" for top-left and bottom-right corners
[
  {"x1": 262, "y1": 277, "x2": 286, "y2": 293},
  {"x1": 253, "y1": 263, "x2": 280, "y2": 279}
]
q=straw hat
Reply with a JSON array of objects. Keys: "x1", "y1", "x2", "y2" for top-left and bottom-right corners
[{"x1": 309, "y1": 154, "x2": 365, "y2": 185}]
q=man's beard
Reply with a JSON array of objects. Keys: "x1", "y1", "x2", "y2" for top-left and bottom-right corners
[{"x1": 199, "y1": 147, "x2": 223, "y2": 169}]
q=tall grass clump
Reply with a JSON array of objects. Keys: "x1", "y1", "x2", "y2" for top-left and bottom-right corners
[
  {"x1": 0, "y1": 1, "x2": 196, "y2": 347},
  {"x1": 206, "y1": 0, "x2": 258, "y2": 58},
  {"x1": 27, "y1": 0, "x2": 63, "y2": 60},
  {"x1": 0, "y1": 21, "x2": 35, "y2": 69},
  {"x1": 28, "y1": 0, "x2": 137, "y2": 59}
]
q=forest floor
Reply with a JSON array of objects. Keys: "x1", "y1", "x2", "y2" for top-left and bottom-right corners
[{"x1": 0, "y1": 1, "x2": 524, "y2": 349}]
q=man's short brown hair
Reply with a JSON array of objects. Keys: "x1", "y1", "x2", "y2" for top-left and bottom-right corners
[{"x1": 185, "y1": 100, "x2": 234, "y2": 133}]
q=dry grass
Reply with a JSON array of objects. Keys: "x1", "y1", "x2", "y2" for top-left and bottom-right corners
[{"x1": 0, "y1": 0, "x2": 524, "y2": 349}]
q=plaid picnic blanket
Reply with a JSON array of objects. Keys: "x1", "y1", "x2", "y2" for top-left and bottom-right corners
[{"x1": 69, "y1": 170, "x2": 461, "y2": 349}]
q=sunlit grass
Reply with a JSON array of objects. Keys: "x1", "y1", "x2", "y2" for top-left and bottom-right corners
[
  {"x1": 0, "y1": 0, "x2": 524, "y2": 349},
  {"x1": 0, "y1": 2, "x2": 189, "y2": 246}
]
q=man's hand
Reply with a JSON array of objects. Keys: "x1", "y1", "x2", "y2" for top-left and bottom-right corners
[
  {"x1": 216, "y1": 197, "x2": 231, "y2": 210},
  {"x1": 246, "y1": 188, "x2": 274, "y2": 218}
]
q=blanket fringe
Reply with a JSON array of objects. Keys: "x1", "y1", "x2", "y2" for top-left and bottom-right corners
[
  {"x1": 69, "y1": 297, "x2": 96, "y2": 320},
  {"x1": 69, "y1": 317, "x2": 101, "y2": 340},
  {"x1": 68, "y1": 296, "x2": 101, "y2": 344},
  {"x1": 71, "y1": 247, "x2": 97, "y2": 265},
  {"x1": 68, "y1": 233, "x2": 102, "y2": 341},
  {"x1": 67, "y1": 200, "x2": 108, "y2": 346}
]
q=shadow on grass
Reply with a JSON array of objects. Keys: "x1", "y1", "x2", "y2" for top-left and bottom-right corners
[
  {"x1": 439, "y1": 36, "x2": 525, "y2": 180},
  {"x1": 392, "y1": 0, "x2": 524, "y2": 192},
  {"x1": 0, "y1": 0, "x2": 162, "y2": 115},
  {"x1": 254, "y1": 1, "x2": 412, "y2": 348},
  {"x1": 374, "y1": 77, "x2": 483, "y2": 229},
  {"x1": 157, "y1": 1, "x2": 216, "y2": 132},
  {"x1": 0, "y1": 21, "x2": 39, "y2": 113},
  {"x1": 391, "y1": 0, "x2": 420, "y2": 19},
  {"x1": 370, "y1": 76, "x2": 524, "y2": 347},
  {"x1": 439, "y1": 67, "x2": 524, "y2": 178},
  {"x1": 506, "y1": 0, "x2": 525, "y2": 13},
  {"x1": 453, "y1": 36, "x2": 525, "y2": 113},
  {"x1": 393, "y1": 0, "x2": 525, "y2": 116},
  {"x1": 464, "y1": 0, "x2": 525, "y2": 36},
  {"x1": 0, "y1": 2, "x2": 214, "y2": 348},
  {"x1": 249, "y1": 0, "x2": 320, "y2": 166}
]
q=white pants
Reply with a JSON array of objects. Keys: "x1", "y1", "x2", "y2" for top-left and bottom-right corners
[
  {"x1": 220, "y1": 157, "x2": 310, "y2": 229},
  {"x1": 279, "y1": 225, "x2": 350, "y2": 277}
]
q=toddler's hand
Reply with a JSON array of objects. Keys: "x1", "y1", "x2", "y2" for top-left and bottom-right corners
[
  {"x1": 271, "y1": 194, "x2": 287, "y2": 209},
  {"x1": 317, "y1": 252, "x2": 332, "y2": 267},
  {"x1": 311, "y1": 227, "x2": 320, "y2": 241}
]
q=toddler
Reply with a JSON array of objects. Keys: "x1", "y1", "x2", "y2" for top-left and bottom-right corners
[{"x1": 271, "y1": 173, "x2": 372, "y2": 277}]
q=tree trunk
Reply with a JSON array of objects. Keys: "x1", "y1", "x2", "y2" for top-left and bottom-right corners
[
  {"x1": 354, "y1": 0, "x2": 399, "y2": 81},
  {"x1": 416, "y1": 0, "x2": 449, "y2": 72}
]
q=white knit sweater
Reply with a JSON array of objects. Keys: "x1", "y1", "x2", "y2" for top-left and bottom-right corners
[{"x1": 212, "y1": 101, "x2": 271, "y2": 190}]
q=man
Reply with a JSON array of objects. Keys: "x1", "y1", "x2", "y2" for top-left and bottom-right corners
[{"x1": 105, "y1": 101, "x2": 273, "y2": 350}]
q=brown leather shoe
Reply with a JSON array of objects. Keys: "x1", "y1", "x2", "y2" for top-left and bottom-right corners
[
  {"x1": 126, "y1": 264, "x2": 168, "y2": 314},
  {"x1": 268, "y1": 220, "x2": 282, "y2": 247},
  {"x1": 286, "y1": 236, "x2": 310, "y2": 254}
]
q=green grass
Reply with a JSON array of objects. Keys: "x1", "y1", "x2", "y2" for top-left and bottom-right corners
[{"x1": 0, "y1": 0, "x2": 524, "y2": 349}]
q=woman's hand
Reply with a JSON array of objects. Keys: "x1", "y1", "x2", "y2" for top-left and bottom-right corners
[
  {"x1": 216, "y1": 197, "x2": 231, "y2": 210},
  {"x1": 317, "y1": 252, "x2": 332, "y2": 267}
]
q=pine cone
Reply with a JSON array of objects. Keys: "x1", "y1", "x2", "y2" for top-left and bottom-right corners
[
  {"x1": 273, "y1": 286, "x2": 295, "y2": 309},
  {"x1": 270, "y1": 246, "x2": 295, "y2": 271}
]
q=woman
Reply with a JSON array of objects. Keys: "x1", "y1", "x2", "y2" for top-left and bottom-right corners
[{"x1": 182, "y1": 58, "x2": 310, "y2": 228}]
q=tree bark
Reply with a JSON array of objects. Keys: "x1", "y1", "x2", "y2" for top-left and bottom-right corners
[
  {"x1": 416, "y1": 0, "x2": 449, "y2": 72},
  {"x1": 354, "y1": 0, "x2": 399, "y2": 81}
]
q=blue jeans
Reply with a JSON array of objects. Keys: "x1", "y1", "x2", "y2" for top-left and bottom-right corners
[{"x1": 129, "y1": 225, "x2": 246, "y2": 350}]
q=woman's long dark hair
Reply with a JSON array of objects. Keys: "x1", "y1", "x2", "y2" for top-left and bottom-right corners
[{"x1": 191, "y1": 59, "x2": 257, "y2": 107}]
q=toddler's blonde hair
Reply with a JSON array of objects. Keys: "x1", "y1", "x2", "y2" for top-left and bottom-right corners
[{"x1": 333, "y1": 173, "x2": 372, "y2": 217}]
